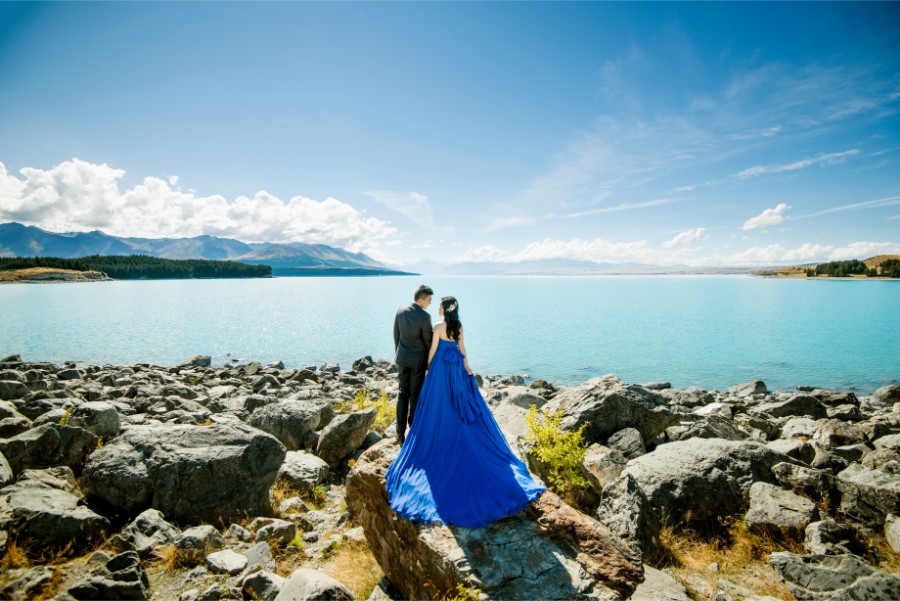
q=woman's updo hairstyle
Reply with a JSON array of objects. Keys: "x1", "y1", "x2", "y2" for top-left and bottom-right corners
[{"x1": 441, "y1": 296, "x2": 462, "y2": 341}]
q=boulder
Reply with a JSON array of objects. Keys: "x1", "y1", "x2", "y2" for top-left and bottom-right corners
[
  {"x1": 0, "y1": 380, "x2": 29, "y2": 401},
  {"x1": 275, "y1": 569, "x2": 353, "y2": 601},
  {"x1": 67, "y1": 551, "x2": 150, "y2": 600},
  {"x1": 248, "y1": 401, "x2": 333, "y2": 451},
  {"x1": 0, "y1": 416, "x2": 32, "y2": 438},
  {"x1": 744, "y1": 482, "x2": 819, "y2": 538},
  {"x1": 771, "y1": 462, "x2": 836, "y2": 504},
  {"x1": 16, "y1": 397, "x2": 77, "y2": 420},
  {"x1": 206, "y1": 549, "x2": 248, "y2": 575},
  {"x1": 242, "y1": 571, "x2": 285, "y2": 601},
  {"x1": 886, "y1": 514, "x2": 900, "y2": 554},
  {"x1": 0, "y1": 423, "x2": 98, "y2": 476},
  {"x1": 0, "y1": 468, "x2": 109, "y2": 554},
  {"x1": 276, "y1": 451, "x2": 330, "y2": 494},
  {"x1": 873, "y1": 433, "x2": 900, "y2": 452},
  {"x1": 254, "y1": 518, "x2": 297, "y2": 546},
  {"x1": 678, "y1": 415, "x2": 748, "y2": 442},
  {"x1": 175, "y1": 525, "x2": 226, "y2": 562},
  {"x1": 108, "y1": 508, "x2": 181, "y2": 558},
  {"x1": 629, "y1": 566, "x2": 691, "y2": 601},
  {"x1": 767, "y1": 439, "x2": 816, "y2": 464},
  {"x1": 769, "y1": 551, "x2": 900, "y2": 601},
  {"x1": 244, "y1": 541, "x2": 277, "y2": 573},
  {"x1": 780, "y1": 417, "x2": 819, "y2": 439},
  {"x1": 596, "y1": 438, "x2": 798, "y2": 530},
  {"x1": 178, "y1": 355, "x2": 212, "y2": 368},
  {"x1": 753, "y1": 395, "x2": 827, "y2": 420},
  {"x1": 0, "y1": 452, "x2": 11, "y2": 487},
  {"x1": 346, "y1": 439, "x2": 643, "y2": 601},
  {"x1": 804, "y1": 519, "x2": 867, "y2": 556},
  {"x1": 81, "y1": 423, "x2": 285, "y2": 524},
  {"x1": 835, "y1": 463, "x2": 900, "y2": 529},
  {"x1": 728, "y1": 381, "x2": 767, "y2": 397},
  {"x1": 583, "y1": 444, "x2": 628, "y2": 491},
  {"x1": 541, "y1": 375, "x2": 679, "y2": 445},
  {"x1": 0, "y1": 566, "x2": 58, "y2": 601},
  {"x1": 595, "y1": 473, "x2": 662, "y2": 561},
  {"x1": 607, "y1": 428, "x2": 646, "y2": 459},
  {"x1": 813, "y1": 420, "x2": 867, "y2": 448},
  {"x1": 70, "y1": 401, "x2": 121, "y2": 438},
  {"x1": 874, "y1": 385, "x2": 900, "y2": 406},
  {"x1": 316, "y1": 407, "x2": 378, "y2": 466}
]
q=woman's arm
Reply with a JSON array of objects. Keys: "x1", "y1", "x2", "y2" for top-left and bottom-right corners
[
  {"x1": 457, "y1": 328, "x2": 473, "y2": 375},
  {"x1": 427, "y1": 323, "x2": 443, "y2": 368}
]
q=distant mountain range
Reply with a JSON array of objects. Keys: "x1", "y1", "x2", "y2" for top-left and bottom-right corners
[{"x1": 0, "y1": 222, "x2": 414, "y2": 276}]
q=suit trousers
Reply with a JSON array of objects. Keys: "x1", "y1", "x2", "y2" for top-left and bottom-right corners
[{"x1": 396, "y1": 363, "x2": 426, "y2": 440}]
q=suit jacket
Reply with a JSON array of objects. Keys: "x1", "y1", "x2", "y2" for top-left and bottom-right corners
[{"x1": 394, "y1": 302, "x2": 433, "y2": 368}]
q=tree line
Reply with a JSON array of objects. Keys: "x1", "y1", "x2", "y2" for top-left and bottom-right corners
[
  {"x1": 0, "y1": 255, "x2": 272, "y2": 279},
  {"x1": 806, "y1": 258, "x2": 900, "y2": 278}
]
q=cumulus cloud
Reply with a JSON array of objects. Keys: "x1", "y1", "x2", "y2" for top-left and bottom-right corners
[
  {"x1": 742, "y1": 203, "x2": 791, "y2": 230},
  {"x1": 0, "y1": 159, "x2": 397, "y2": 256},
  {"x1": 827, "y1": 241, "x2": 900, "y2": 261},
  {"x1": 737, "y1": 149, "x2": 860, "y2": 179},
  {"x1": 663, "y1": 227, "x2": 708, "y2": 248},
  {"x1": 363, "y1": 190, "x2": 436, "y2": 230}
]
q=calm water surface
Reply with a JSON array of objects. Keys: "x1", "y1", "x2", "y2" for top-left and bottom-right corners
[{"x1": 1, "y1": 276, "x2": 897, "y2": 393}]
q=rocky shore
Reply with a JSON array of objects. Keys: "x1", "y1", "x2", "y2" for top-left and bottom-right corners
[{"x1": 0, "y1": 353, "x2": 898, "y2": 600}]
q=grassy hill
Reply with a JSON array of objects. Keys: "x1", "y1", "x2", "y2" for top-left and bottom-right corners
[{"x1": 759, "y1": 254, "x2": 900, "y2": 278}]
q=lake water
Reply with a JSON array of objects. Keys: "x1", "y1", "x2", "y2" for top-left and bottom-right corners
[{"x1": 1, "y1": 276, "x2": 897, "y2": 394}]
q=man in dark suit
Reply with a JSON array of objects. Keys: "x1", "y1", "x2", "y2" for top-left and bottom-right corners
[{"x1": 393, "y1": 284, "x2": 433, "y2": 444}]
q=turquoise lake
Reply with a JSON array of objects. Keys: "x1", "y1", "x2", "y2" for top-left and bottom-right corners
[{"x1": 1, "y1": 276, "x2": 897, "y2": 394}]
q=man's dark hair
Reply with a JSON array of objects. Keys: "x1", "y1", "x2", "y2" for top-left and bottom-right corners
[{"x1": 414, "y1": 285, "x2": 433, "y2": 301}]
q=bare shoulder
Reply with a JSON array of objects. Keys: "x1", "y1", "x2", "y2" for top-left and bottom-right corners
[{"x1": 433, "y1": 321, "x2": 446, "y2": 332}]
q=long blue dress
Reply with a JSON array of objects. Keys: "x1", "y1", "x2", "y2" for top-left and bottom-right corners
[{"x1": 386, "y1": 338, "x2": 546, "y2": 528}]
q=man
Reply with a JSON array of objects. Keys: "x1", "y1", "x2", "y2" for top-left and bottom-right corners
[{"x1": 393, "y1": 284, "x2": 433, "y2": 444}]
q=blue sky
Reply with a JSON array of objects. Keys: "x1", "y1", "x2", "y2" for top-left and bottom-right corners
[{"x1": 0, "y1": 1, "x2": 898, "y2": 268}]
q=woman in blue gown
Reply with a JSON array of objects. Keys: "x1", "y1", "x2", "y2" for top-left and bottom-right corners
[{"x1": 385, "y1": 296, "x2": 546, "y2": 528}]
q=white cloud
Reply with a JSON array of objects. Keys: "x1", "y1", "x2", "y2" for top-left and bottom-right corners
[
  {"x1": 362, "y1": 190, "x2": 436, "y2": 230},
  {"x1": 888, "y1": 214, "x2": 900, "y2": 220},
  {"x1": 795, "y1": 196, "x2": 900, "y2": 220},
  {"x1": 737, "y1": 149, "x2": 860, "y2": 179},
  {"x1": 0, "y1": 159, "x2": 397, "y2": 256},
  {"x1": 456, "y1": 245, "x2": 514, "y2": 263},
  {"x1": 477, "y1": 215, "x2": 536, "y2": 233},
  {"x1": 742, "y1": 203, "x2": 791, "y2": 230},
  {"x1": 828, "y1": 242, "x2": 900, "y2": 261},
  {"x1": 565, "y1": 198, "x2": 676, "y2": 218},
  {"x1": 663, "y1": 227, "x2": 708, "y2": 248}
]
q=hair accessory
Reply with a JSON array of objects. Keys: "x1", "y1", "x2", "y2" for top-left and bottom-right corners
[{"x1": 447, "y1": 303, "x2": 457, "y2": 312}]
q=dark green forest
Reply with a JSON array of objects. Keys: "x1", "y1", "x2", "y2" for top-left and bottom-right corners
[
  {"x1": 0, "y1": 255, "x2": 271, "y2": 279},
  {"x1": 806, "y1": 258, "x2": 900, "y2": 278}
]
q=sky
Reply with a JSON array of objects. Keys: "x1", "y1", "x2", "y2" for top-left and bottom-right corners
[{"x1": 0, "y1": 1, "x2": 898, "y2": 269}]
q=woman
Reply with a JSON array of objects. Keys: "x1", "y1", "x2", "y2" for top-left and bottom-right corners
[{"x1": 385, "y1": 296, "x2": 546, "y2": 528}]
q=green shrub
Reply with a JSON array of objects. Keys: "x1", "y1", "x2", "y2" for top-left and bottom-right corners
[
  {"x1": 525, "y1": 406, "x2": 591, "y2": 496},
  {"x1": 335, "y1": 388, "x2": 394, "y2": 434}
]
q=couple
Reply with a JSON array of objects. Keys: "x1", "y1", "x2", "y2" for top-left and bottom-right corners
[{"x1": 386, "y1": 285, "x2": 546, "y2": 528}]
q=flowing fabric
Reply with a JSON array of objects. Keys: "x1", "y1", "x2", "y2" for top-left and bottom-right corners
[{"x1": 386, "y1": 339, "x2": 546, "y2": 528}]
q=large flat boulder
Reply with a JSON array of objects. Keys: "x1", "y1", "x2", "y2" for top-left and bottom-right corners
[
  {"x1": 248, "y1": 401, "x2": 333, "y2": 451},
  {"x1": 597, "y1": 438, "x2": 799, "y2": 532},
  {"x1": 835, "y1": 463, "x2": 900, "y2": 529},
  {"x1": 542, "y1": 375, "x2": 679, "y2": 444},
  {"x1": 0, "y1": 423, "x2": 98, "y2": 476},
  {"x1": 346, "y1": 439, "x2": 643, "y2": 601},
  {"x1": 81, "y1": 423, "x2": 285, "y2": 524},
  {"x1": 770, "y1": 551, "x2": 900, "y2": 601}
]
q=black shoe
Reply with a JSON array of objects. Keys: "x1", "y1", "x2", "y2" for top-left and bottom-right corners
[{"x1": 397, "y1": 434, "x2": 405, "y2": 445}]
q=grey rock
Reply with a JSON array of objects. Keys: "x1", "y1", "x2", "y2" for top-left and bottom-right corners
[
  {"x1": 827, "y1": 404, "x2": 863, "y2": 421},
  {"x1": 874, "y1": 433, "x2": 900, "y2": 452},
  {"x1": 198, "y1": 582, "x2": 242, "y2": 600},
  {"x1": 607, "y1": 428, "x2": 646, "y2": 459},
  {"x1": 769, "y1": 551, "x2": 900, "y2": 601},
  {"x1": 629, "y1": 566, "x2": 692, "y2": 601},
  {"x1": 57, "y1": 368, "x2": 84, "y2": 380},
  {"x1": 767, "y1": 438, "x2": 816, "y2": 464},
  {"x1": 744, "y1": 482, "x2": 818, "y2": 537},
  {"x1": 780, "y1": 417, "x2": 819, "y2": 439},
  {"x1": 679, "y1": 415, "x2": 748, "y2": 442},
  {"x1": 319, "y1": 361, "x2": 340, "y2": 373},
  {"x1": 67, "y1": 550, "x2": 150, "y2": 600},
  {"x1": 176, "y1": 525, "x2": 226, "y2": 562},
  {"x1": 69, "y1": 401, "x2": 121, "y2": 438},
  {"x1": 805, "y1": 519, "x2": 867, "y2": 556},
  {"x1": 583, "y1": 443, "x2": 628, "y2": 491},
  {"x1": 835, "y1": 463, "x2": 900, "y2": 529},
  {"x1": 0, "y1": 400, "x2": 26, "y2": 420},
  {"x1": 242, "y1": 571, "x2": 285, "y2": 601},
  {"x1": 0, "y1": 416, "x2": 32, "y2": 438},
  {"x1": 316, "y1": 407, "x2": 378, "y2": 466},
  {"x1": 277, "y1": 451, "x2": 330, "y2": 494},
  {"x1": 248, "y1": 401, "x2": 333, "y2": 451},
  {"x1": 0, "y1": 470, "x2": 109, "y2": 553},
  {"x1": 206, "y1": 549, "x2": 248, "y2": 575},
  {"x1": 596, "y1": 438, "x2": 798, "y2": 530},
  {"x1": 0, "y1": 452, "x2": 10, "y2": 487},
  {"x1": 832, "y1": 443, "x2": 869, "y2": 464},
  {"x1": 81, "y1": 423, "x2": 285, "y2": 524},
  {"x1": 178, "y1": 355, "x2": 212, "y2": 368},
  {"x1": 771, "y1": 462, "x2": 835, "y2": 503},
  {"x1": 0, "y1": 423, "x2": 98, "y2": 476},
  {"x1": 728, "y1": 380, "x2": 767, "y2": 397},
  {"x1": 225, "y1": 523, "x2": 252, "y2": 542},
  {"x1": 754, "y1": 395, "x2": 827, "y2": 420},
  {"x1": 255, "y1": 519, "x2": 297, "y2": 546},
  {"x1": 18, "y1": 465, "x2": 82, "y2": 497},
  {"x1": 243, "y1": 541, "x2": 277, "y2": 573},
  {"x1": 542, "y1": 374, "x2": 679, "y2": 445},
  {"x1": 274, "y1": 568, "x2": 354, "y2": 601},
  {"x1": 595, "y1": 473, "x2": 662, "y2": 561},
  {"x1": 814, "y1": 420, "x2": 867, "y2": 448},
  {"x1": 0, "y1": 380, "x2": 29, "y2": 401},
  {"x1": 886, "y1": 514, "x2": 900, "y2": 553},
  {"x1": 108, "y1": 508, "x2": 181, "y2": 558},
  {"x1": 0, "y1": 566, "x2": 57, "y2": 601},
  {"x1": 810, "y1": 443, "x2": 850, "y2": 474},
  {"x1": 874, "y1": 385, "x2": 900, "y2": 406},
  {"x1": 862, "y1": 448, "x2": 900, "y2": 470}
]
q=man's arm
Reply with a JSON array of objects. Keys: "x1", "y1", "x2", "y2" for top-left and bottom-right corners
[
  {"x1": 393, "y1": 311, "x2": 401, "y2": 351},
  {"x1": 421, "y1": 313, "x2": 433, "y2": 357}
]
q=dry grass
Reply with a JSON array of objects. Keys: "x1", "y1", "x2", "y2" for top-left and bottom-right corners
[
  {"x1": 0, "y1": 267, "x2": 97, "y2": 282},
  {"x1": 321, "y1": 539, "x2": 383, "y2": 600},
  {"x1": 32, "y1": 568, "x2": 64, "y2": 601},
  {"x1": 657, "y1": 519, "x2": 799, "y2": 600},
  {"x1": 867, "y1": 536, "x2": 900, "y2": 575},
  {"x1": 146, "y1": 544, "x2": 180, "y2": 571},
  {"x1": 0, "y1": 539, "x2": 33, "y2": 571}
]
